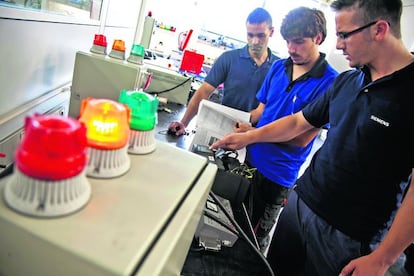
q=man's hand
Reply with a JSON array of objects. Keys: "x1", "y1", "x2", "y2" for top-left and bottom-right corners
[
  {"x1": 209, "y1": 132, "x2": 249, "y2": 151},
  {"x1": 339, "y1": 253, "x2": 391, "y2": 276},
  {"x1": 168, "y1": 121, "x2": 186, "y2": 136},
  {"x1": 233, "y1": 121, "x2": 253, "y2": 133}
]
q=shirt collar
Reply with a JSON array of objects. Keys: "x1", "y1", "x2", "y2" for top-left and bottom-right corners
[
  {"x1": 284, "y1": 52, "x2": 328, "y2": 80},
  {"x1": 242, "y1": 45, "x2": 273, "y2": 62}
]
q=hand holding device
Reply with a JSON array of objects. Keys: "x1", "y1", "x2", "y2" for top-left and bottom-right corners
[
  {"x1": 233, "y1": 121, "x2": 251, "y2": 133},
  {"x1": 168, "y1": 121, "x2": 186, "y2": 136},
  {"x1": 209, "y1": 132, "x2": 248, "y2": 151}
]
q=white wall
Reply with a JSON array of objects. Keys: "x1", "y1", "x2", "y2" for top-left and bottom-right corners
[
  {"x1": 0, "y1": 0, "x2": 146, "y2": 113},
  {"x1": 145, "y1": 0, "x2": 414, "y2": 72},
  {"x1": 401, "y1": 0, "x2": 414, "y2": 52},
  {"x1": 0, "y1": 0, "x2": 413, "y2": 141},
  {"x1": 0, "y1": 0, "x2": 142, "y2": 142}
]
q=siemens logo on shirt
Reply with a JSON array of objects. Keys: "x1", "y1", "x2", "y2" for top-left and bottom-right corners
[{"x1": 370, "y1": 115, "x2": 390, "y2": 127}]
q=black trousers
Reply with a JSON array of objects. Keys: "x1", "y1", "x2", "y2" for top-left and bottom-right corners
[
  {"x1": 246, "y1": 169, "x2": 289, "y2": 249},
  {"x1": 266, "y1": 189, "x2": 385, "y2": 276}
]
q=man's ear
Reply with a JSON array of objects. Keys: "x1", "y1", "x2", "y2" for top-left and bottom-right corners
[
  {"x1": 269, "y1": 26, "x2": 275, "y2": 37},
  {"x1": 374, "y1": 20, "x2": 389, "y2": 40},
  {"x1": 315, "y1": 32, "x2": 324, "y2": 45}
]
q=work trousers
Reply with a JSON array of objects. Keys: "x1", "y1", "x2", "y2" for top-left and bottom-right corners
[
  {"x1": 247, "y1": 169, "x2": 289, "y2": 252},
  {"x1": 266, "y1": 189, "x2": 385, "y2": 276}
]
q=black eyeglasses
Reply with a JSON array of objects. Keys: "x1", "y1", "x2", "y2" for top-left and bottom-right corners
[{"x1": 336, "y1": 21, "x2": 378, "y2": 40}]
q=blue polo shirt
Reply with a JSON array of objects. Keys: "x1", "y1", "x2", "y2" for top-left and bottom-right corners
[
  {"x1": 204, "y1": 45, "x2": 279, "y2": 112},
  {"x1": 247, "y1": 53, "x2": 338, "y2": 188},
  {"x1": 296, "y1": 61, "x2": 414, "y2": 240}
]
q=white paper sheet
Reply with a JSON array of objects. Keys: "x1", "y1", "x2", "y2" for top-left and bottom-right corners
[{"x1": 191, "y1": 100, "x2": 250, "y2": 163}]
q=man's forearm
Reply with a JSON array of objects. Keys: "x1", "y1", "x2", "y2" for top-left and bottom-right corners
[{"x1": 248, "y1": 112, "x2": 312, "y2": 144}]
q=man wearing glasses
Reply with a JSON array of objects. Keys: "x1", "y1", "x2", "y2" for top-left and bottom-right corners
[
  {"x1": 168, "y1": 7, "x2": 278, "y2": 136},
  {"x1": 210, "y1": 0, "x2": 414, "y2": 275},
  {"x1": 336, "y1": 20, "x2": 378, "y2": 40}
]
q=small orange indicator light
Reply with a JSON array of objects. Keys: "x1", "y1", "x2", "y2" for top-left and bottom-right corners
[
  {"x1": 112, "y1": 39, "x2": 126, "y2": 52},
  {"x1": 79, "y1": 98, "x2": 131, "y2": 150}
]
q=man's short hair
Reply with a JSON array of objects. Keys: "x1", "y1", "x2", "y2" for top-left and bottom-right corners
[
  {"x1": 280, "y1": 6, "x2": 327, "y2": 44},
  {"x1": 330, "y1": 0, "x2": 403, "y2": 38},
  {"x1": 246, "y1": 7, "x2": 273, "y2": 27}
]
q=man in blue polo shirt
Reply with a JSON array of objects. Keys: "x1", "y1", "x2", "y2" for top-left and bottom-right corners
[
  {"x1": 233, "y1": 6, "x2": 338, "y2": 253},
  {"x1": 168, "y1": 7, "x2": 278, "y2": 136},
  {"x1": 211, "y1": 0, "x2": 414, "y2": 275}
]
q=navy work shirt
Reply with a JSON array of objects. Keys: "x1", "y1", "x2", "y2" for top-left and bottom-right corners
[
  {"x1": 296, "y1": 62, "x2": 414, "y2": 241},
  {"x1": 204, "y1": 44, "x2": 279, "y2": 112}
]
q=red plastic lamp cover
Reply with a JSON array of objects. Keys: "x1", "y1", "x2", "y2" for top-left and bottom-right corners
[
  {"x1": 15, "y1": 114, "x2": 88, "y2": 180},
  {"x1": 93, "y1": 34, "x2": 107, "y2": 47}
]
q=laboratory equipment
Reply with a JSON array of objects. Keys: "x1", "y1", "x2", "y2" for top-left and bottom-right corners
[
  {"x1": 0, "y1": 142, "x2": 217, "y2": 275},
  {"x1": 119, "y1": 89, "x2": 159, "y2": 154},
  {"x1": 3, "y1": 114, "x2": 90, "y2": 217},
  {"x1": 79, "y1": 98, "x2": 131, "y2": 178},
  {"x1": 69, "y1": 50, "x2": 150, "y2": 118}
]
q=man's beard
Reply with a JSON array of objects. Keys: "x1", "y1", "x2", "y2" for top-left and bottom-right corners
[{"x1": 250, "y1": 44, "x2": 263, "y2": 54}]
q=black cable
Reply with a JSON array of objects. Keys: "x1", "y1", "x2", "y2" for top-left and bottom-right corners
[
  {"x1": 209, "y1": 191, "x2": 275, "y2": 276},
  {"x1": 145, "y1": 76, "x2": 193, "y2": 95}
]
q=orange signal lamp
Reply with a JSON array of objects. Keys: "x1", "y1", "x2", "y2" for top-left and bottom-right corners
[
  {"x1": 109, "y1": 39, "x2": 126, "y2": 60},
  {"x1": 79, "y1": 98, "x2": 131, "y2": 178}
]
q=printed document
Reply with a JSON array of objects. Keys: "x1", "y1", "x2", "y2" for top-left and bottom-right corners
[{"x1": 191, "y1": 99, "x2": 250, "y2": 163}]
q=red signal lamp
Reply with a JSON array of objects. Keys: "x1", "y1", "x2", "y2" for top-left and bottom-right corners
[
  {"x1": 3, "y1": 114, "x2": 91, "y2": 217},
  {"x1": 90, "y1": 34, "x2": 107, "y2": 55}
]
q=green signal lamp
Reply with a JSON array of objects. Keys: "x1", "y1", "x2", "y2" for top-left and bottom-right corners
[{"x1": 119, "y1": 89, "x2": 159, "y2": 154}]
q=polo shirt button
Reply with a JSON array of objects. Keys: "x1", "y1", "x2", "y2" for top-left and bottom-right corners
[{"x1": 364, "y1": 89, "x2": 369, "y2": 93}]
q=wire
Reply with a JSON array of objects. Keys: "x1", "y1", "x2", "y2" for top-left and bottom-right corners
[
  {"x1": 242, "y1": 202, "x2": 260, "y2": 250},
  {"x1": 229, "y1": 163, "x2": 256, "y2": 179},
  {"x1": 145, "y1": 76, "x2": 193, "y2": 95},
  {"x1": 209, "y1": 192, "x2": 275, "y2": 276}
]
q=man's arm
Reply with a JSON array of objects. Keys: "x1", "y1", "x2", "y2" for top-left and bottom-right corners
[
  {"x1": 234, "y1": 121, "x2": 320, "y2": 148},
  {"x1": 340, "y1": 169, "x2": 414, "y2": 275},
  {"x1": 235, "y1": 104, "x2": 320, "y2": 147},
  {"x1": 168, "y1": 82, "x2": 216, "y2": 135},
  {"x1": 250, "y1": 103, "x2": 265, "y2": 125},
  {"x1": 210, "y1": 111, "x2": 315, "y2": 150},
  {"x1": 233, "y1": 103, "x2": 265, "y2": 133},
  {"x1": 283, "y1": 128, "x2": 321, "y2": 147}
]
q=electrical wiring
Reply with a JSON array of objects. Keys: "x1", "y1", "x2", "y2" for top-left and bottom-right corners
[
  {"x1": 229, "y1": 163, "x2": 256, "y2": 180},
  {"x1": 208, "y1": 192, "x2": 275, "y2": 276},
  {"x1": 145, "y1": 76, "x2": 193, "y2": 95}
]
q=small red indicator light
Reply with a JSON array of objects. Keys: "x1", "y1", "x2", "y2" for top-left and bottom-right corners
[{"x1": 15, "y1": 114, "x2": 88, "y2": 180}]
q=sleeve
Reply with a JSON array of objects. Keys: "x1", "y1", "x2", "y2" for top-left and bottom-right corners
[
  {"x1": 256, "y1": 61, "x2": 279, "y2": 104},
  {"x1": 203, "y1": 51, "x2": 230, "y2": 88},
  {"x1": 302, "y1": 81, "x2": 333, "y2": 128}
]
